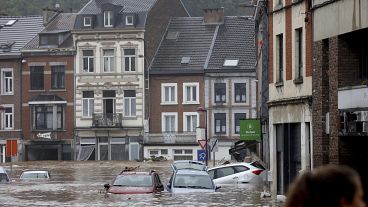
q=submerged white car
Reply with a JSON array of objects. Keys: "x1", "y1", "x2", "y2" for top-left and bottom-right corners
[
  {"x1": 20, "y1": 170, "x2": 50, "y2": 180},
  {"x1": 208, "y1": 161, "x2": 266, "y2": 186}
]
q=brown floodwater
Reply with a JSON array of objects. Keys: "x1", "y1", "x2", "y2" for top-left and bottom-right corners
[{"x1": 0, "y1": 161, "x2": 280, "y2": 207}]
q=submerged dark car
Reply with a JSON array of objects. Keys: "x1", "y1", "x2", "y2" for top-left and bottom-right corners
[
  {"x1": 0, "y1": 167, "x2": 10, "y2": 183},
  {"x1": 104, "y1": 170, "x2": 164, "y2": 194}
]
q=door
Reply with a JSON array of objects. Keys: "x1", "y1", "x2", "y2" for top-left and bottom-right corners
[
  {"x1": 129, "y1": 143, "x2": 139, "y2": 161},
  {"x1": 98, "y1": 137, "x2": 109, "y2": 160},
  {"x1": 214, "y1": 167, "x2": 237, "y2": 184}
]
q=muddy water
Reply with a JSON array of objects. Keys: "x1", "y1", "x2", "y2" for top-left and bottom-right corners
[{"x1": 0, "y1": 161, "x2": 280, "y2": 207}]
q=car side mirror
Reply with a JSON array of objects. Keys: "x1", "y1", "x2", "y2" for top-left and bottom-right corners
[
  {"x1": 215, "y1": 186, "x2": 221, "y2": 190},
  {"x1": 104, "y1": 183, "x2": 111, "y2": 190}
]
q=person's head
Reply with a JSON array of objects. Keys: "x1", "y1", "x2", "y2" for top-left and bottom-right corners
[{"x1": 284, "y1": 165, "x2": 365, "y2": 207}]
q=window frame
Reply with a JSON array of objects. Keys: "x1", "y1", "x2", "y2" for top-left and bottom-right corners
[
  {"x1": 82, "y1": 91, "x2": 94, "y2": 118},
  {"x1": 32, "y1": 104, "x2": 64, "y2": 130},
  {"x1": 1, "y1": 68, "x2": 13, "y2": 95},
  {"x1": 126, "y1": 15, "x2": 133, "y2": 25},
  {"x1": 294, "y1": 28, "x2": 303, "y2": 80},
  {"x1": 214, "y1": 83, "x2": 226, "y2": 103},
  {"x1": 104, "y1": 11, "x2": 113, "y2": 27},
  {"x1": 183, "y1": 82, "x2": 199, "y2": 104},
  {"x1": 82, "y1": 50, "x2": 94, "y2": 73},
  {"x1": 102, "y1": 49, "x2": 115, "y2": 73},
  {"x1": 123, "y1": 48, "x2": 136, "y2": 72},
  {"x1": 183, "y1": 112, "x2": 199, "y2": 132},
  {"x1": 276, "y1": 33, "x2": 284, "y2": 83},
  {"x1": 214, "y1": 113, "x2": 226, "y2": 134},
  {"x1": 84, "y1": 16, "x2": 92, "y2": 26},
  {"x1": 234, "y1": 83, "x2": 247, "y2": 103},
  {"x1": 161, "y1": 83, "x2": 177, "y2": 105},
  {"x1": 30, "y1": 66, "x2": 44, "y2": 90},
  {"x1": 234, "y1": 113, "x2": 247, "y2": 134},
  {"x1": 124, "y1": 90, "x2": 136, "y2": 117},
  {"x1": 161, "y1": 112, "x2": 178, "y2": 132},
  {"x1": 51, "y1": 65, "x2": 65, "y2": 90},
  {"x1": 1, "y1": 105, "x2": 14, "y2": 130}
]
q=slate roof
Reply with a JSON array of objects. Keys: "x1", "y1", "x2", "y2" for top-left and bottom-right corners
[
  {"x1": 0, "y1": 16, "x2": 44, "y2": 58},
  {"x1": 150, "y1": 17, "x2": 217, "y2": 74},
  {"x1": 23, "y1": 13, "x2": 77, "y2": 50},
  {"x1": 207, "y1": 17, "x2": 255, "y2": 71},
  {"x1": 79, "y1": 0, "x2": 157, "y2": 14},
  {"x1": 150, "y1": 16, "x2": 255, "y2": 74},
  {"x1": 180, "y1": 0, "x2": 255, "y2": 17}
]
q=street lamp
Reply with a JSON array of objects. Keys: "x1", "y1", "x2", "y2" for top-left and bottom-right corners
[{"x1": 196, "y1": 106, "x2": 208, "y2": 166}]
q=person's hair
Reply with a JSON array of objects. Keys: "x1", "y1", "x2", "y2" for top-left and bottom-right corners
[{"x1": 284, "y1": 165, "x2": 360, "y2": 207}]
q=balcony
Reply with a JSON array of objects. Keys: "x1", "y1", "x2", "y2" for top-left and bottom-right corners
[
  {"x1": 92, "y1": 113, "x2": 122, "y2": 128},
  {"x1": 145, "y1": 132, "x2": 197, "y2": 145}
]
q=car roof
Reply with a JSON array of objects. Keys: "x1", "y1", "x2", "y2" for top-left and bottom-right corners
[
  {"x1": 175, "y1": 169, "x2": 210, "y2": 176},
  {"x1": 22, "y1": 170, "x2": 49, "y2": 174},
  {"x1": 119, "y1": 171, "x2": 152, "y2": 175},
  {"x1": 208, "y1": 162, "x2": 255, "y2": 170},
  {"x1": 0, "y1": 167, "x2": 7, "y2": 174}
]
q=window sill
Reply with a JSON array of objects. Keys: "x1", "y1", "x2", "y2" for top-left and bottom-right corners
[
  {"x1": 0, "y1": 93, "x2": 14, "y2": 96},
  {"x1": 275, "y1": 82, "x2": 284, "y2": 87},
  {"x1": 160, "y1": 102, "x2": 178, "y2": 105},
  {"x1": 293, "y1": 77, "x2": 303, "y2": 85},
  {"x1": 50, "y1": 89, "x2": 66, "y2": 92},
  {"x1": 80, "y1": 117, "x2": 92, "y2": 120},
  {"x1": 234, "y1": 101, "x2": 247, "y2": 104},
  {"x1": 123, "y1": 117, "x2": 137, "y2": 120},
  {"x1": 214, "y1": 101, "x2": 226, "y2": 104},
  {"x1": 29, "y1": 89, "x2": 46, "y2": 92},
  {"x1": 0, "y1": 129, "x2": 15, "y2": 131},
  {"x1": 182, "y1": 102, "x2": 200, "y2": 105}
]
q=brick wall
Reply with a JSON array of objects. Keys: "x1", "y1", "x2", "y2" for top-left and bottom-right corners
[{"x1": 305, "y1": 0, "x2": 312, "y2": 77}]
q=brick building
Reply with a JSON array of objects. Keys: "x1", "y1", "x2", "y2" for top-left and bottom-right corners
[{"x1": 312, "y1": 0, "x2": 368, "y2": 201}]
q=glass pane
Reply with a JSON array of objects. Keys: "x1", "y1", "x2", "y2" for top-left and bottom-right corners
[
  {"x1": 130, "y1": 144, "x2": 139, "y2": 161},
  {"x1": 165, "y1": 116, "x2": 170, "y2": 132},
  {"x1": 125, "y1": 58, "x2": 130, "y2": 71},
  {"x1": 100, "y1": 145, "x2": 108, "y2": 160},
  {"x1": 131, "y1": 99, "x2": 136, "y2": 116},
  {"x1": 192, "y1": 87, "x2": 197, "y2": 101},
  {"x1": 192, "y1": 116, "x2": 197, "y2": 131},
  {"x1": 125, "y1": 99, "x2": 130, "y2": 116},
  {"x1": 83, "y1": 50, "x2": 93, "y2": 56},
  {"x1": 186, "y1": 87, "x2": 190, "y2": 101},
  {"x1": 186, "y1": 116, "x2": 191, "y2": 131},
  {"x1": 110, "y1": 57, "x2": 115, "y2": 71},
  {"x1": 124, "y1": 49, "x2": 135, "y2": 55},
  {"x1": 164, "y1": 87, "x2": 169, "y2": 102},
  {"x1": 161, "y1": 149, "x2": 168, "y2": 155},
  {"x1": 111, "y1": 144, "x2": 125, "y2": 160},
  {"x1": 131, "y1": 57, "x2": 135, "y2": 71},
  {"x1": 170, "y1": 116, "x2": 175, "y2": 131}
]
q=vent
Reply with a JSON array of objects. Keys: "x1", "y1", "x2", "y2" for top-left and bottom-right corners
[
  {"x1": 5, "y1": 19, "x2": 17, "y2": 26},
  {"x1": 166, "y1": 31, "x2": 179, "y2": 40},
  {"x1": 223, "y1": 59, "x2": 239, "y2": 67},
  {"x1": 181, "y1": 57, "x2": 191, "y2": 64}
]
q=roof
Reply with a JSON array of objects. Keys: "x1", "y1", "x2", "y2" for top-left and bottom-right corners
[
  {"x1": 150, "y1": 16, "x2": 256, "y2": 74},
  {"x1": 180, "y1": 0, "x2": 255, "y2": 17},
  {"x1": 150, "y1": 17, "x2": 217, "y2": 74},
  {"x1": 23, "y1": 13, "x2": 77, "y2": 50},
  {"x1": 207, "y1": 17, "x2": 256, "y2": 71},
  {"x1": 79, "y1": 0, "x2": 157, "y2": 14},
  {"x1": 0, "y1": 16, "x2": 44, "y2": 57}
]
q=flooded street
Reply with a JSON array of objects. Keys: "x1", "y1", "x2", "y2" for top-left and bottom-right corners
[{"x1": 0, "y1": 161, "x2": 279, "y2": 206}]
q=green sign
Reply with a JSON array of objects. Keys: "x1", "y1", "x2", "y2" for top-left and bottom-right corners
[{"x1": 240, "y1": 119, "x2": 261, "y2": 141}]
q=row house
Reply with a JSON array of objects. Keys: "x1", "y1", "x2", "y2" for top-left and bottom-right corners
[
  {"x1": 312, "y1": 0, "x2": 368, "y2": 201},
  {"x1": 21, "y1": 13, "x2": 76, "y2": 161},
  {"x1": 268, "y1": 0, "x2": 313, "y2": 195},
  {"x1": 146, "y1": 9, "x2": 257, "y2": 161},
  {"x1": 0, "y1": 16, "x2": 44, "y2": 162},
  {"x1": 72, "y1": 0, "x2": 188, "y2": 161}
]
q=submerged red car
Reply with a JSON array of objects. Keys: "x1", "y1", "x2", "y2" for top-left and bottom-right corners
[{"x1": 104, "y1": 170, "x2": 164, "y2": 194}]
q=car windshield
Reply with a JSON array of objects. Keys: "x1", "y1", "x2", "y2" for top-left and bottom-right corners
[
  {"x1": 173, "y1": 174, "x2": 213, "y2": 189},
  {"x1": 173, "y1": 162, "x2": 206, "y2": 171},
  {"x1": 113, "y1": 175, "x2": 153, "y2": 187},
  {"x1": 0, "y1": 173, "x2": 9, "y2": 183},
  {"x1": 20, "y1": 172, "x2": 48, "y2": 179}
]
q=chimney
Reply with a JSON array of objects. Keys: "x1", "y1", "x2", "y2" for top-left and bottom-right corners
[{"x1": 203, "y1": 7, "x2": 224, "y2": 25}]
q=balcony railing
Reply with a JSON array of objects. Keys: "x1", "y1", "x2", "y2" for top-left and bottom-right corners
[
  {"x1": 145, "y1": 132, "x2": 197, "y2": 144},
  {"x1": 92, "y1": 113, "x2": 122, "y2": 128}
]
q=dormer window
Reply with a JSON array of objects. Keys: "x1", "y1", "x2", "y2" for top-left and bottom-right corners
[
  {"x1": 104, "y1": 11, "x2": 113, "y2": 27},
  {"x1": 126, "y1": 16, "x2": 133, "y2": 25},
  {"x1": 223, "y1": 59, "x2": 239, "y2": 67},
  {"x1": 84, "y1": 17, "x2": 92, "y2": 26}
]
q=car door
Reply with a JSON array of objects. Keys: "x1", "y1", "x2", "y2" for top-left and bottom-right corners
[
  {"x1": 232, "y1": 165, "x2": 251, "y2": 183},
  {"x1": 154, "y1": 174, "x2": 164, "y2": 192},
  {"x1": 213, "y1": 166, "x2": 237, "y2": 184}
]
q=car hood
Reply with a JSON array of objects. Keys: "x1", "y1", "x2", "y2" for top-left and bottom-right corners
[
  {"x1": 108, "y1": 186, "x2": 154, "y2": 194},
  {"x1": 172, "y1": 188, "x2": 215, "y2": 193}
]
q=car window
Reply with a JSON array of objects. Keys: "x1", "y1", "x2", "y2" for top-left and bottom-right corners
[
  {"x1": 173, "y1": 162, "x2": 206, "y2": 171},
  {"x1": 21, "y1": 172, "x2": 48, "y2": 179},
  {"x1": 233, "y1": 165, "x2": 250, "y2": 173},
  {"x1": 250, "y1": 161, "x2": 266, "y2": 170},
  {"x1": 215, "y1": 167, "x2": 235, "y2": 179},
  {"x1": 174, "y1": 174, "x2": 213, "y2": 189},
  {"x1": 208, "y1": 170, "x2": 215, "y2": 179},
  {"x1": 113, "y1": 175, "x2": 153, "y2": 187}
]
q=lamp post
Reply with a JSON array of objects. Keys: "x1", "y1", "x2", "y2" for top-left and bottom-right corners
[{"x1": 196, "y1": 106, "x2": 208, "y2": 166}]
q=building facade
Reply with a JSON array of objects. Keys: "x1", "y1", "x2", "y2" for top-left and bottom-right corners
[
  {"x1": 21, "y1": 13, "x2": 76, "y2": 161},
  {"x1": 268, "y1": 0, "x2": 313, "y2": 195},
  {"x1": 312, "y1": 0, "x2": 368, "y2": 201},
  {"x1": 0, "y1": 16, "x2": 44, "y2": 162}
]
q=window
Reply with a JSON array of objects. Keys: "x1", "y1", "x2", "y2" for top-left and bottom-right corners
[
  {"x1": 214, "y1": 167, "x2": 236, "y2": 179},
  {"x1": 234, "y1": 113, "x2": 246, "y2": 134},
  {"x1": 103, "y1": 49, "x2": 115, "y2": 72},
  {"x1": 30, "y1": 66, "x2": 44, "y2": 90},
  {"x1": 104, "y1": 11, "x2": 113, "y2": 27},
  {"x1": 124, "y1": 49, "x2": 136, "y2": 72},
  {"x1": 1, "y1": 69, "x2": 13, "y2": 94},
  {"x1": 2, "y1": 106, "x2": 13, "y2": 130},
  {"x1": 360, "y1": 39, "x2": 368, "y2": 80},
  {"x1": 173, "y1": 149, "x2": 193, "y2": 160},
  {"x1": 82, "y1": 50, "x2": 94, "y2": 73},
  {"x1": 32, "y1": 105, "x2": 64, "y2": 130},
  {"x1": 162, "y1": 112, "x2": 177, "y2": 132},
  {"x1": 82, "y1": 91, "x2": 94, "y2": 117},
  {"x1": 51, "y1": 65, "x2": 65, "y2": 89},
  {"x1": 126, "y1": 16, "x2": 133, "y2": 25},
  {"x1": 295, "y1": 28, "x2": 303, "y2": 80},
  {"x1": 183, "y1": 83, "x2": 199, "y2": 104},
  {"x1": 161, "y1": 83, "x2": 177, "y2": 104},
  {"x1": 214, "y1": 83, "x2": 226, "y2": 103},
  {"x1": 161, "y1": 149, "x2": 168, "y2": 155},
  {"x1": 40, "y1": 34, "x2": 58, "y2": 46},
  {"x1": 215, "y1": 113, "x2": 226, "y2": 134},
  {"x1": 276, "y1": 34, "x2": 284, "y2": 83},
  {"x1": 234, "y1": 83, "x2": 246, "y2": 103},
  {"x1": 183, "y1": 112, "x2": 198, "y2": 132},
  {"x1": 223, "y1": 59, "x2": 239, "y2": 67},
  {"x1": 84, "y1": 17, "x2": 92, "y2": 26},
  {"x1": 124, "y1": 90, "x2": 136, "y2": 117},
  {"x1": 111, "y1": 137, "x2": 126, "y2": 160}
]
